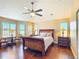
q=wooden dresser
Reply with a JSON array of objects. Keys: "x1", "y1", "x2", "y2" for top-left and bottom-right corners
[{"x1": 58, "y1": 37, "x2": 70, "y2": 48}]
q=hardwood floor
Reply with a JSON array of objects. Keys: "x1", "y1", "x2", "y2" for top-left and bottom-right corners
[{"x1": 0, "y1": 44, "x2": 74, "y2": 59}]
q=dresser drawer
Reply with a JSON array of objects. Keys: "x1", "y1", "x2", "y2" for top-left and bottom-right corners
[{"x1": 58, "y1": 37, "x2": 70, "y2": 48}]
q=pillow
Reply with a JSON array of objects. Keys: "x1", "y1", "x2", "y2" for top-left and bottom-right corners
[
  {"x1": 47, "y1": 32, "x2": 52, "y2": 37},
  {"x1": 40, "y1": 32, "x2": 47, "y2": 37},
  {"x1": 40, "y1": 32, "x2": 52, "y2": 37}
]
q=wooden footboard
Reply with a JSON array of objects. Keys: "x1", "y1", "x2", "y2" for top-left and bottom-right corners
[
  {"x1": 22, "y1": 37, "x2": 45, "y2": 55},
  {"x1": 22, "y1": 29, "x2": 54, "y2": 55}
]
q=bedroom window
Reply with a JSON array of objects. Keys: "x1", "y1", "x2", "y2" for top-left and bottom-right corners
[
  {"x1": 19, "y1": 23, "x2": 25, "y2": 37},
  {"x1": 34, "y1": 25, "x2": 38, "y2": 35},
  {"x1": 2, "y1": 22, "x2": 16, "y2": 37},
  {"x1": 60, "y1": 22, "x2": 68, "y2": 37},
  {"x1": 9, "y1": 23, "x2": 16, "y2": 37},
  {"x1": 2, "y1": 22, "x2": 9, "y2": 37},
  {"x1": 35, "y1": 27, "x2": 38, "y2": 35}
]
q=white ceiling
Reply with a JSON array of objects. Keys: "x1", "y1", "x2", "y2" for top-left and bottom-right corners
[{"x1": 0, "y1": 0, "x2": 73, "y2": 22}]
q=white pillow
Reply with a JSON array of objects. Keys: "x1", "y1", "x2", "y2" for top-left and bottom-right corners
[
  {"x1": 47, "y1": 32, "x2": 52, "y2": 37},
  {"x1": 40, "y1": 32, "x2": 47, "y2": 37}
]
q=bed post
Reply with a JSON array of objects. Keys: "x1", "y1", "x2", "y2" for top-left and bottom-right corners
[
  {"x1": 42, "y1": 50, "x2": 45, "y2": 56},
  {"x1": 22, "y1": 37, "x2": 25, "y2": 51}
]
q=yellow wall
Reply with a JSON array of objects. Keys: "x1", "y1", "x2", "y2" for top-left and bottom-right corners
[
  {"x1": 0, "y1": 16, "x2": 34, "y2": 38},
  {"x1": 70, "y1": 0, "x2": 79, "y2": 59},
  {"x1": 35, "y1": 18, "x2": 70, "y2": 43}
]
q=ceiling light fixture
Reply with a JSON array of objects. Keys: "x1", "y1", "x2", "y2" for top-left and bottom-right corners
[
  {"x1": 23, "y1": 1, "x2": 43, "y2": 17},
  {"x1": 30, "y1": 12, "x2": 35, "y2": 16}
]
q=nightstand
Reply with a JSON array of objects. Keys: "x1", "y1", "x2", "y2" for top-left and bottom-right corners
[{"x1": 58, "y1": 37, "x2": 70, "y2": 48}]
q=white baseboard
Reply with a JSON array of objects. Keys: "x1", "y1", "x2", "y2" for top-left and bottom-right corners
[{"x1": 71, "y1": 47, "x2": 77, "y2": 59}]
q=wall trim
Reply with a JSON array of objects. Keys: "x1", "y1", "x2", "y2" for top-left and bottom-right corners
[{"x1": 71, "y1": 47, "x2": 77, "y2": 59}]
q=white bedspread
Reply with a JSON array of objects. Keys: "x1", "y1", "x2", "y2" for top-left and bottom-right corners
[
  {"x1": 32, "y1": 36, "x2": 53, "y2": 51},
  {"x1": 43, "y1": 36, "x2": 53, "y2": 51}
]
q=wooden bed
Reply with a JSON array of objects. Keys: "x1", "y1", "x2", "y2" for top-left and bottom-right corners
[{"x1": 22, "y1": 29, "x2": 54, "y2": 55}]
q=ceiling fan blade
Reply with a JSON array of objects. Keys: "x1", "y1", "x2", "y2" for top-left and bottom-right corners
[
  {"x1": 24, "y1": 7, "x2": 32, "y2": 11},
  {"x1": 35, "y1": 13, "x2": 42, "y2": 16},
  {"x1": 24, "y1": 12, "x2": 30, "y2": 14},
  {"x1": 35, "y1": 9, "x2": 43, "y2": 12},
  {"x1": 27, "y1": 9, "x2": 32, "y2": 11}
]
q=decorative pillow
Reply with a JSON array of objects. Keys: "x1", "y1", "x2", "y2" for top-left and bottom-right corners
[
  {"x1": 40, "y1": 32, "x2": 52, "y2": 37},
  {"x1": 47, "y1": 32, "x2": 52, "y2": 37},
  {"x1": 40, "y1": 32, "x2": 47, "y2": 37}
]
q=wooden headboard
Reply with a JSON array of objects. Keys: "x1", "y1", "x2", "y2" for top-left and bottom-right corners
[{"x1": 39, "y1": 29, "x2": 54, "y2": 39}]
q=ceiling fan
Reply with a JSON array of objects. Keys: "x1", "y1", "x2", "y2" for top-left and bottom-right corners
[{"x1": 24, "y1": 1, "x2": 43, "y2": 17}]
